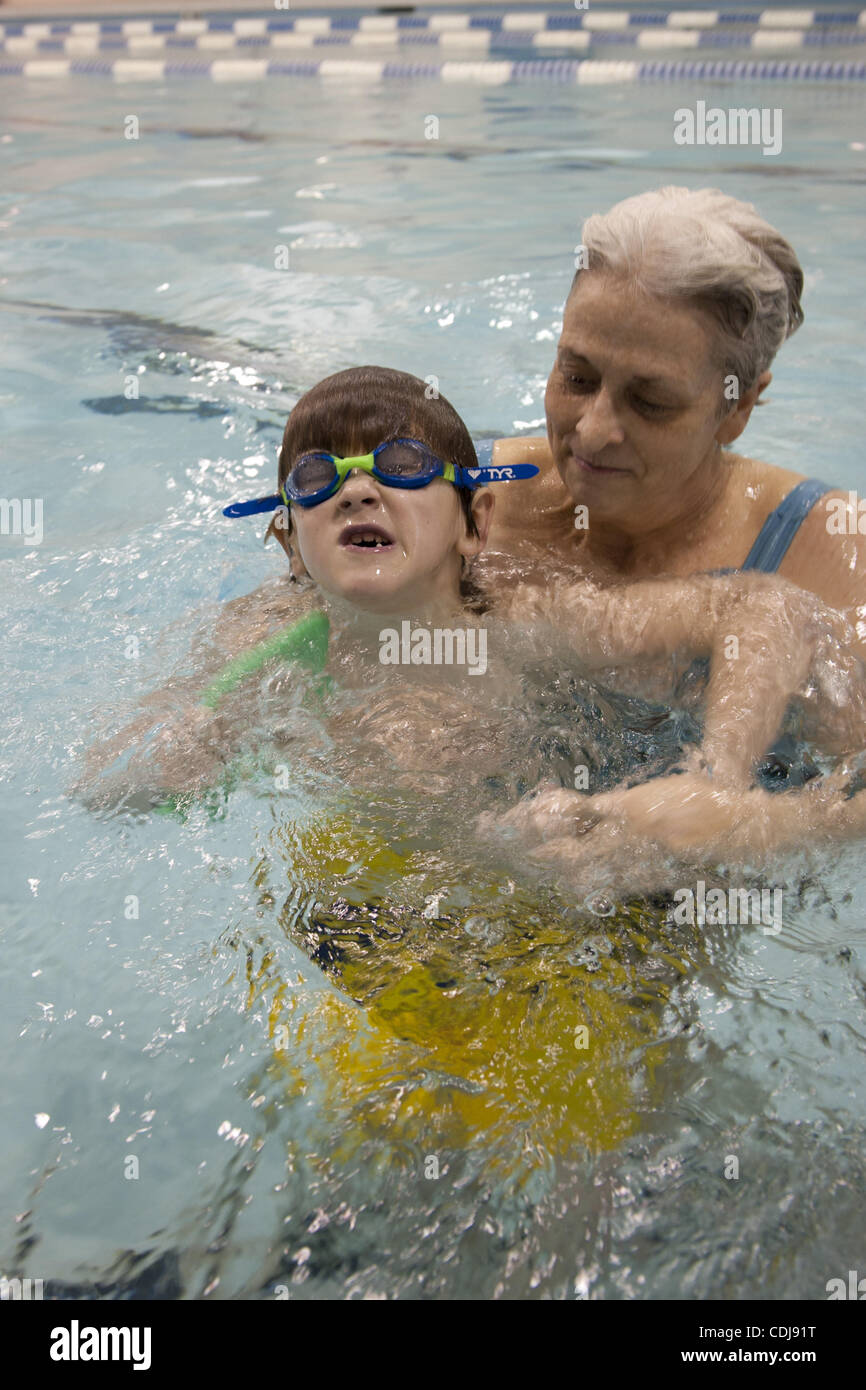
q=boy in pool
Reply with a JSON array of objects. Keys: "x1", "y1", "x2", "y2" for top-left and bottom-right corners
[{"x1": 85, "y1": 366, "x2": 866, "y2": 873}]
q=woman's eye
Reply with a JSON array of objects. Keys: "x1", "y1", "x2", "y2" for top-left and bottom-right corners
[{"x1": 632, "y1": 397, "x2": 669, "y2": 416}]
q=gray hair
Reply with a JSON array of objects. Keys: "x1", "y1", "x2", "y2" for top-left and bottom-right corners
[{"x1": 572, "y1": 187, "x2": 805, "y2": 395}]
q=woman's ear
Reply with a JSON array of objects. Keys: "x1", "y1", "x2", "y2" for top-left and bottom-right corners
[
  {"x1": 460, "y1": 489, "x2": 495, "y2": 559},
  {"x1": 715, "y1": 370, "x2": 772, "y2": 446}
]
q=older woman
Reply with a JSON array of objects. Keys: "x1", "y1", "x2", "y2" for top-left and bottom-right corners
[{"x1": 484, "y1": 186, "x2": 865, "y2": 656}]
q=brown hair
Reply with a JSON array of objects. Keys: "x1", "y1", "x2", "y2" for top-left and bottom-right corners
[
  {"x1": 271, "y1": 366, "x2": 488, "y2": 609},
  {"x1": 276, "y1": 365, "x2": 479, "y2": 537}
]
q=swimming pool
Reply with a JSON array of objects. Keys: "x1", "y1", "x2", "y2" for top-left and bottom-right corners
[{"x1": 1, "y1": 25, "x2": 865, "y2": 1300}]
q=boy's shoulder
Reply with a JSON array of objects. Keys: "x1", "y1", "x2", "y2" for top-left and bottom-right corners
[{"x1": 212, "y1": 578, "x2": 318, "y2": 660}]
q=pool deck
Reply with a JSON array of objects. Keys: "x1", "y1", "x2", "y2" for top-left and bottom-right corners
[
  {"x1": 0, "y1": 0, "x2": 605, "y2": 13},
  {"x1": 0, "y1": 0, "x2": 840, "y2": 14}
]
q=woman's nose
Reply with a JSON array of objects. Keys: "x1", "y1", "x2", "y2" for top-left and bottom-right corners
[{"x1": 576, "y1": 386, "x2": 625, "y2": 450}]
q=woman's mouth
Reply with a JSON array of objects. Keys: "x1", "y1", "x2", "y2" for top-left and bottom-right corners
[
  {"x1": 570, "y1": 453, "x2": 626, "y2": 475},
  {"x1": 338, "y1": 522, "x2": 395, "y2": 551}
]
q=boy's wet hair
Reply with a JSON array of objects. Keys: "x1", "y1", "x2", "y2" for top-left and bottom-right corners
[{"x1": 276, "y1": 365, "x2": 480, "y2": 539}]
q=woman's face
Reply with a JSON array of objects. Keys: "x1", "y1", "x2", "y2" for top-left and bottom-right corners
[
  {"x1": 545, "y1": 272, "x2": 734, "y2": 531},
  {"x1": 289, "y1": 464, "x2": 490, "y2": 616}
]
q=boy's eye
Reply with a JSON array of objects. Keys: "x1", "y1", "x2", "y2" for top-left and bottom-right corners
[
  {"x1": 377, "y1": 441, "x2": 431, "y2": 477},
  {"x1": 292, "y1": 452, "x2": 337, "y2": 492}
]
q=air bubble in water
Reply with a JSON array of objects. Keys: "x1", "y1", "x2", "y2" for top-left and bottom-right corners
[{"x1": 584, "y1": 892, "x2": 616, "y2": 918}]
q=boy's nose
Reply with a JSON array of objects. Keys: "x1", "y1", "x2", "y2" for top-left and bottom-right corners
[{"x1": 337, "y1": 470, "x2": 382, "y2": 507}]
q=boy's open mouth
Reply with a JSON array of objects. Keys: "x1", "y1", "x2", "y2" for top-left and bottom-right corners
[{"x1": 339, "y1": 522, "x2": 395, "y2": 550}]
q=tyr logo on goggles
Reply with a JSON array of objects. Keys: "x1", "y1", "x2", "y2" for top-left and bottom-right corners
[{"x1": 222, "y1": 438, "x2": 539, "y2": 518}]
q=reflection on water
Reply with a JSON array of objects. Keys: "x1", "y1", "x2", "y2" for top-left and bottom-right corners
[{"x1": 5, "y1": 649, "x2": 865, "y2": 1299}]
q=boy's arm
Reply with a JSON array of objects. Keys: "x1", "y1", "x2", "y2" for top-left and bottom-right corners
[
  {"x1": 77, "y1": 580, "x2": 315, "y2": 804},
  {"x1": 76, "y1": 689, "x2": 229, "y2": 808}
]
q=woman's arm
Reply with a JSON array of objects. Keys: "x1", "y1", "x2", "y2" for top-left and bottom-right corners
[
  {"x1": 503, "y1": 571, "x2": 864, "y2": 784},
  {"x1": 780, "y1": 489, "x2": 866, "y2": 661},
  {"x1": 480, "y1": 771, "x2": 866, "y2": 896},
  {"x1": 583, "y1": 768, "x2": 866, "y2": 861}
]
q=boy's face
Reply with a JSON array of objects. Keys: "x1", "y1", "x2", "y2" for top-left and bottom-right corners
[{"x1": 281, "y1": 466, "x2": 492, "y2": 616}]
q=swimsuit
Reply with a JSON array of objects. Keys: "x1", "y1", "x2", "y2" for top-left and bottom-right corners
[{"x1": 737, "y1": 477, "x2": 831, "y2": 575}]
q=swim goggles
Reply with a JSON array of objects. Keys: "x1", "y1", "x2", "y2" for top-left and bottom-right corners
[{"x1": 223, "y1": 437, "x2": 538, "y2": 517}]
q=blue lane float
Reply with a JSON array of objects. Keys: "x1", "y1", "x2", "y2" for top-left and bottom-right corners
[{"x1": 3, "y1": 30, "x2": 866, "y2": 57}]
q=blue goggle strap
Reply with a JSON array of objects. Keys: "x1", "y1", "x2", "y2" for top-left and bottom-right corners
[
  {"x1": 222, "y1": 461, "x2": 539, "y2": 518},
  {"x1": 223, "y1": 493, "x2": 284, "y2": 518},
  {"x1": 452, "y1": 462, "x2": 539, "y2": 488}
]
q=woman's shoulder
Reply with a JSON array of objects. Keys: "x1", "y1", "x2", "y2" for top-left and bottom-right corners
[
  {"x1": 732, "y1": 451, "x2": 809, "y2": 508},
  {"x1": 732, "y1": 454, "x2": 863, "y2": 636},
  {"x1": 779, "y1": 484, "x2": 863, "y2": 619},
  {"x1": 485, "y1": 435, "x2": 574, "y2": 551}
]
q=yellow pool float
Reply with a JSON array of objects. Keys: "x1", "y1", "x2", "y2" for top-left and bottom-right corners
[{"x1": 240, "y1": 804, "x2": 696, "y2": 1174}]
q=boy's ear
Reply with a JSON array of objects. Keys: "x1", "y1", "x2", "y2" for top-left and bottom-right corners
[
  {"x1": 267, "y1": 514, "x2": 310, "y2": 581},
  {"x1": 460, "y1": 489, "x2": 494, "y2": 558}
]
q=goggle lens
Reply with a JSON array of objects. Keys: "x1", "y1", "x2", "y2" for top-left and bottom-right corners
[
  {"x1": 291, "y1": 451, "x2": 339, "y2": 497},
  {"x1": 374, "y1": 439, "x2": 435, "y2": 478}
]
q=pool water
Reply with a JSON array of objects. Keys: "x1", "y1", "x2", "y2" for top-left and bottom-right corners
[{"x1": 1, "y1": 69, "x2": 865, "y2": 1299}]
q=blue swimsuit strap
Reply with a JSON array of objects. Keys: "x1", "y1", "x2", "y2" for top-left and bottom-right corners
[{"x1": 739, "y1": 477, "x2": 832, "y2": 574}]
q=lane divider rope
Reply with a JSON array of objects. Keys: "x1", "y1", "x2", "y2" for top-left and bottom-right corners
[{"x1": 1, "y1": 54, "x2": 863, "y2": 80}]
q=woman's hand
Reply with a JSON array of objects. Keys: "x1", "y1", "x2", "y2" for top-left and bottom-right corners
[
  {"x1": 477, "y1": 783, "x2": 680, "y2": 896},
  {"x1": 477, "y1": 775, "x2": 745, "y2": 859},
  {"x1": 477, "y1": 783, "x2": 602, "y2": 845},
  {"x1": 482, "y1": 764, "x2": 866, "y2": 896},
  {"x1": 476, "y1": 773, "x2": 781, "y2": 897},
  {"x1": 582, "y1": 773, "x2": 754, "y2": 859}
]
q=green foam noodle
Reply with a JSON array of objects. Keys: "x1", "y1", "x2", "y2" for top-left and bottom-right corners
[
  {"x1": 200, "y1": 608, "x2": 330, "y2": 709},
  {"x1": 155, "y1": 609, "x2": 330, "y2": 819}
]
